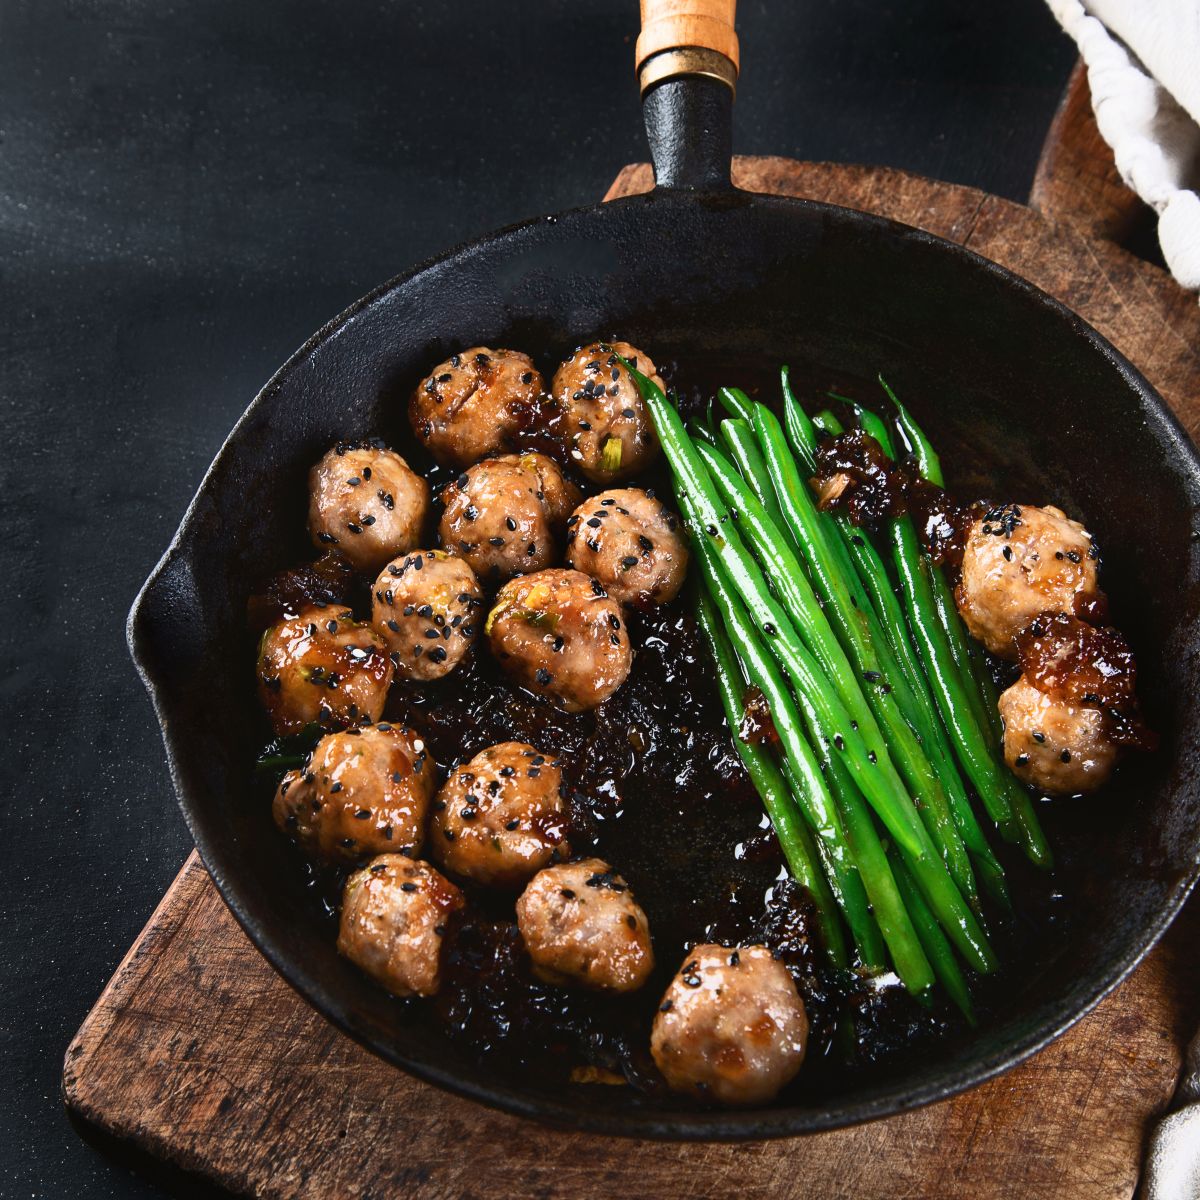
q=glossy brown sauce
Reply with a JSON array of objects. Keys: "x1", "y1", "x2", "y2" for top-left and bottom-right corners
[
  {"x1": 1016, "y1": 612, "x2": 1156, "y2": 750},
  {"x1": 812, "y1": 429, "x2": 979, "y2": 570}
]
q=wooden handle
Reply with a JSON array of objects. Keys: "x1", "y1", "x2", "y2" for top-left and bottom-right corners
[{"x1": 637, "y1": 0, "x2": 739, "y2": 90}]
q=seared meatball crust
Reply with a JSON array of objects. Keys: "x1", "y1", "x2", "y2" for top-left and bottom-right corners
[
  {"x1": 516, "y1": 858, "x2": 654, "y2": 992},
  {"x1": 438, "y1": 452, "x2": 581, "y2": 583},
  {"x1": 371, "y1": 549, "x2": 484, "y2": 682},
  {"x1": 998, "y1": 675, "x2": 1117, "y2": 795},
  {"x1": 410, "y1": 347, "x2": 542, "y2": 468},
  {"x1": 551, "y1": 341, "x2": 663, "y2": 483},
  {"x1": 308, "y1": 443, "x2": 430, "y2": 574},
  {"x1": 486, "y1": 568, "x2": 633, "y2": 712},
  {"x1": 257, "y1": 605, "x2": 393, "y2": 735},
  {"x1": 650, "y1": 944, "x2": 809, "y2": 1107},
  {"x1": 565, "y1": 488, "x2": 688, "y2": 607},
  {"x1": 272, "y1": 724, "x2": 433, "y2": 864},
  {"x1": 337, "y1": 856, "x2": 465, "y2": 998},
  {"x1": 430, "y1": 741, "x2": 570, "y2": 888},
  {"x1": 956, "y1": 503, "x2": 1102, "y2": 659}
]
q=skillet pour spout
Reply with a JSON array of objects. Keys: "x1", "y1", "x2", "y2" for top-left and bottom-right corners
[{"x1": 129, "y1": 0, "x2": 1200, "y2": 1139}]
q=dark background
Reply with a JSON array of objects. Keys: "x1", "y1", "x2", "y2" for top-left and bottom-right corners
[{"x1": 0, "y1": 1, "x2": 1076, "y2": 1195}]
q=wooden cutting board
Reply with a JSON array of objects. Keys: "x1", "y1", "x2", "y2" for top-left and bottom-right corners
[{"x1": 64, "y1": 70, "x2": 1200, "y2": 1200}]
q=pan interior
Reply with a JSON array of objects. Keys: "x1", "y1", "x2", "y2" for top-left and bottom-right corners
[{"x1": 132, "y1": 191, "x2": 1200, "y2": 1137}]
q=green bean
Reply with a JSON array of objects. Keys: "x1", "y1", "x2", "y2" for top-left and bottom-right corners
[
  {"x1": 789, "y1": 750, "x2": 933, "y2": 995},
  {"x1": 718, "y1": 418, "x2": 788, "y2": 530},
  {"x1": 809, "y1": 408, "x2": 1010, "y2": 906},
  {"x1": 718, "y1": 385, "x2": 755, "y2": 423},
  {"x1": 681, "y1": 493, "x2": 894, "y2": 973},
  {"x1": 696, "y1": 437, "x2": 981, "y2": 913},
  {"x1": 854, "y1": 405, "x2": 1019, "y2": 838},
  {"x1": 880, "y1": 381, "x2": 1051, "y2": 866},
  {"x1": 631, "y1": 367, "x2": 996, "y2": 974},
  {"x1": 889, "y1": 849, "x2": 975, "y2": 1022},
  {"x1": 694, "y1": 586, "x2": 850, "y2": 969},
  {"x1": 780, "y1": 366, "x2": 819, "y2": 472}
]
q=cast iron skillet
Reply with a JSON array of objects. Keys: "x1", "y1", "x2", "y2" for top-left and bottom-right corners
[{"x1": 129, "y1": 3, "x2": 1200, "y2": 1138}]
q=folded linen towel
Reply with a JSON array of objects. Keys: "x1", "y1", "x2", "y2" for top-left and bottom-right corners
[{"x1": 1046, "y1": 0, "x2": 1200, "y2": 292}]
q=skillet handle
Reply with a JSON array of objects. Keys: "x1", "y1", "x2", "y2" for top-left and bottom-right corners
[{"x1": 637, "y1": 0, "x2": 737, "y2": 191}]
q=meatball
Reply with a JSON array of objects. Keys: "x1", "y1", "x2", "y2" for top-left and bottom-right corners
[
  {"x1": 486, "y1": 568, "x2": 633, "y2": 711},
  {"x1": 551, "y1": 341, "x2": 663, "y2": 482},
  {"x1": 565, "y1": 488, "x2": 688, "y2": 607},
  {"x1": 515, "y1": 858, "x2": 654, "y2": 992},
  {"x1": 438, "y1": 452, "x2": 581, "y2": 582},
  {"x1": 337, "y1": 856, "x2": 465, "y2": 998},
  {"x1": 308, "y1": 443, "x2": 430, "y2": 574},
  {"x1": 430, "y1": 742, "x2": 569, "y2": 888},
  {"x1": 956, "y1": 503, "x2": 1103, "y2": 659},
  {"x1": 650, "y1": 944, "x2": 809, "y2": 1106},
  {"x1": 998, "y1": 674, "x2": 1118, "y2": 794},
  {"x1": 257, "y1": 605, "x2": 393, "y2": 735},
  {"x1": 272, "y1": 724, "x2": 433, "y2": 864},
  {"x1": 410, "y1": 347, "x2": 542, "y2": 468},
  {"x1": 370, "y1": 550, "x2": 483, "y2": 682}
]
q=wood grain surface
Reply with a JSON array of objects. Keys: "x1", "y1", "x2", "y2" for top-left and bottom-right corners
[
  {"x1": 1029, "y1": 60, "x2": 1149, "y2": 245},
  {"x1": 64, "y1": 156, "x2": 1200, "y2": 1199},
  {"x1": 64, "y1": 853, "x2": 1200, "y2": 1200}
]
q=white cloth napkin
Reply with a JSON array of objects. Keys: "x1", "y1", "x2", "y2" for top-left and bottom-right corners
[
  {"x1": 1142, "y1": 1022, "x2": 1200, "y2": 1200},
  {"x1": 1046, "y1": 0, "x2": 1200, "y2": 292}
]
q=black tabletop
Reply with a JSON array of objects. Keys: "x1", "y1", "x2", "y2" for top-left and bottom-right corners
[{"x1": 0, "y1": 1, "x2": 1075, "y2": 1195}]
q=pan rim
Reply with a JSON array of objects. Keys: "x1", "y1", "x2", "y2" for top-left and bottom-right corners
[{"x1": 128, "y1": 184, "x2": 1200, "y2": 1140}]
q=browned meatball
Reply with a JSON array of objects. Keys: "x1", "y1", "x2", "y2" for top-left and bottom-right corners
[
  {"x1": 410, "y1": 347, "x2": 542, "y2": 467},
  {"x1": 998, "y1": 675, "x2": 1117, "y2": 794},
  {"x1": 257, "y1": 605, "x2": 393, "y2": 735},
  {"x1": 956, "y1": 503, "x2": 1103, "y2": 659},
  {"x1": 337, "y1": 856, "x2": 465, "y2": 998},
  {"x1": 370, "y1": 550, "x2": 484, "y2": 682},
  {"x1": 650, "y1": 945, "x2": 809, "y2": 1106},
  {"x1": 565, "y1": 488, "x2": 688, "y2": 607},
  {"x1": 515, "y1": 858, "x2": 654, "y2": 992},
  {"x1": 551, "y1": 341, "x2": 663, "y2": 483},
  {"x1": 486, "y1": 568, "x2": 632, "y2": 711},
  {"x1": 438, "y1": 452, "x2": 581, "y2": 582},
  {"x1": 430, "y1": 742, "x2": 569, "y2": 888},
  {"x1": 272, "y1": 724, "x2": 433, "y2": 863},
  {"x1": 308, "y1": 443, "x2": 430, "y2": 574}
]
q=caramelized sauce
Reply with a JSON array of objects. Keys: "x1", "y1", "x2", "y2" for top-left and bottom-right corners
[
  {"x1": 812, "y1": 430, "x2": 978, "y2": 567},
  {"x1": 247, "y1": 550, "x2": 355, "y2": 630},
  {"x1": 1015, "y1": 612, "x2": 1156, "y2": 750}
]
